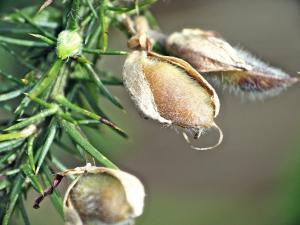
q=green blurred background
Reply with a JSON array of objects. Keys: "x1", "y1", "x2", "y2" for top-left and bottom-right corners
[{"x1": 1, "y1": 0, "x2": 300, "y2": 225}]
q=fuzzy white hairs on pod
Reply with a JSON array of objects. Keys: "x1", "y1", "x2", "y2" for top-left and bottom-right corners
[
  {"x1": 166, "y1": 28, "x2": 299, "y2": 100},
  {"x1": 123, "y1": 51, "x2": 172, "y2": 124},
  {"x1": 205, "y1": 48, "x2": 298, "y2": 100},
  {"x1": 236, "y1": 48, "x2": 289, "y2": 79},
  {"x1": 235, "y1": 48, "x2": 298, "y2": 96}
]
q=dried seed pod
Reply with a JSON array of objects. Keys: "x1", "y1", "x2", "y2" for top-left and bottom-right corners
[
  {"x1": 166, "y1": 28, "x2": 298, "y2": 98},
  {"x1": 33, "y1": 165, "x2": 145, "y2": 225},
  {"x1": 222, "y1": 48, "x2": 299, "y2": 98},
  {"x1": 63, "y1": 166, "x2": 145, "y2": 225},
  {"x1": 123, "y1": 50, "x2": 222, "y2": 150},
  {"x1": 166, "y1": 29, "x2": 248, "y2": 72}
]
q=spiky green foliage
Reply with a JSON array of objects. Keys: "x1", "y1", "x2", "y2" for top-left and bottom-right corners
[{"x1": 0, "y1": 0, "x2": 157, "y2": 224}]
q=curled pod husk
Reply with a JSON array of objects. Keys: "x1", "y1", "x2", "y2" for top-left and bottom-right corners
[
  {"x1": 123, "y1": 50, "x2": 222, "y2": 150},
  {"x1": 64, "y1": 166, "x2": 145, "y2": 225},
  {"x1": 166, "y1": 29, "x2": 298, "y2": 98}
]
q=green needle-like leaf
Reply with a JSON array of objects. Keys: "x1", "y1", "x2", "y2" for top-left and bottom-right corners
[
  {"x1": 0, "y1": 139, "x2": 24, "y2": 153},
  {"x1": 29, "y1": 33, "x2": 56, "y2": 46},
  {"x1": 27, "y1": 136, "x2": 36, "y2": 172},
  {"x1": 15, "y1": 59, "x2": 63, "y2": 115},
  {"x1": 25, "y1": 93, "x2": 55, "y2": 109},
  {"x1": 83, "y1": 63, "x2": 123, "y2": 109},
  {"x1": 0, "y1": 152, "x2": 15, "y2": 165},
  {"x1": 22, "y1": 161, "x2": 44, "y2": 194},
  {"x1": 0, "y1": 125, "x2": 37, "y2": 141},
  {"x1": 0, "y1": 35, "x2": 50, "y2": 48},
  {"x1": 86, "y1": 0, "x2": 98, "y2": 18},
  {"x1": 2, "y1": 175, "x2": 24, "y2": 225},
  {"x1": 0, "y1": 69, "x2": 23, "y2": 85},
  {"x1": 4, "y1": 169, "x2": 21, "y2": 176},
  {"x1": 0, "y1": 179, "x2": 10, "y2": 191},
  {"x1": 59, "y1": 119, "x2": 118, "y2": 169},
  {"x1": 19, "y1": 198, "x2": 31, "y2": 225},
  {"x1": 54, "y1": 95, "x2": 127, "y2": 138},
  {"x1": 78, "y1": 85, "x2": 108, "y2": 117},
  {"x1": 36, "y1": 121, "x2": 57, "y2": 174},
  {"x1": 0, "y1": 43, "x2": 36, "y2": 70},
  {"x1": 5, "y1": 107, "x2": 58, "y2": 131},
  {"x1": 16, "y1": 9, "x2": 56, "y2": 41},
  {"x1": 99, "y1": 0, "x2": 108, "y2": 51},
  {"x1": 0, "y1": 87, "x2": 28, "y2": 102},
  {"x1": 30, "y1": 59, "x2": 63, "y2": 99}
]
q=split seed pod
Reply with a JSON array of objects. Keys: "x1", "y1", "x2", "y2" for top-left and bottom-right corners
[
  {"x1": 63, "y1": 166, "x2": 145, "y2": 225},
  {"x1": 123, "y1": 50, "x2": 223, "y2": 150},
  {"x1": 166, "y1": 29, "x2": 298, "y2": 98}
]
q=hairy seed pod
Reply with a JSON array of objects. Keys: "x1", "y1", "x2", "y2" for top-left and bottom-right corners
[
  {"x1": 166, "y1": 29, "x2": 248, "y2": 72},
  {"x1": 123, "y1": 50, "x2": 222, "y2": 150},
  {"x1": 64, "y1": 166, "x2": 145, "y2": 225},
  {"x1": 56, "y1": 30, "x2": 82, "y2": 59},
  {"x1": 166, "y1": 29, "x2": 298, "y2": 98}
]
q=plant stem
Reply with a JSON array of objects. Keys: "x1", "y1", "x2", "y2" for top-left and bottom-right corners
[
  {"x1": 83, "y1": 48, "x2": 128, "y2": 55},
  {"x1": 68, "y1": 0, "x2": 81, "y2": 30},
  {"x1": 99, "y1": 0, "x2": 108, "y2": 51}
]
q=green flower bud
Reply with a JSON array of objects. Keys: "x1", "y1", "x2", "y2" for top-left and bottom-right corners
[{"x1": 56, "y1": 30, "x2": 82, "y2": 59}]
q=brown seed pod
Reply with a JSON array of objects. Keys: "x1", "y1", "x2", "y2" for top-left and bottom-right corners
[
  {"x1": 166, "y1": 29, "x2": 299, "y2": 98},
  {"x1": 33, "y1": 165, "x2": 145, "y2": 225},
  {"x1": 123, "y1": 50, "x2": 223, "y2": 150},
  {"x1": 166, "y1": 29, "x2": 248, "y2": 72},
  {"x1": 62, "y1": 166, "x2": 145, "y2": 225}
]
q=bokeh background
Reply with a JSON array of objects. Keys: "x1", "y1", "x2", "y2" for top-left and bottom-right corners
[{"x1": 1, "y1": 0, "x2": 300, "y2": 225}]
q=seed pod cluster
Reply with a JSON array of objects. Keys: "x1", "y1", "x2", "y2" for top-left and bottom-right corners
[{"x1": 166, "y1": 28, "x2": 298, "y2": 98}]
